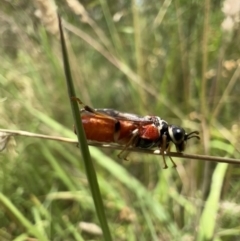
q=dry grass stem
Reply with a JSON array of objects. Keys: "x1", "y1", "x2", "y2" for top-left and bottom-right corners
[
  {"x1": 34, "y1": 0, "x2": 59, "y2": 35},
  {"x1": 1, "y1": 129, "x2": 239, "y2": 165}
]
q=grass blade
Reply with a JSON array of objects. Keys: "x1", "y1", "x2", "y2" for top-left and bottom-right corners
[
  {"x1": 197, "y1": 163, "x2": 228, "y2": 241},
  {"x1": 58, "y1": 15, "x2": 112, "y2": 240},
  {"x1": 0, "y1": 193, "x2": 49, "y2": 241}
]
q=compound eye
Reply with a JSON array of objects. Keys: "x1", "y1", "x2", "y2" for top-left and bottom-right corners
[{"x1": 169, "y1": 125, "x2": 185, "y2": 144}]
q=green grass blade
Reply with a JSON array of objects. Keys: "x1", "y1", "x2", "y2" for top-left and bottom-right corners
[
  {"x1": 0, "y1": 193, "x2": 49, "y2": 241},
  {"x1": 58, "y1": 16, "x2": 112, "y2": 240},
  {"x1": 197, "y1": 163, "x2": 228, "y2": 241}
]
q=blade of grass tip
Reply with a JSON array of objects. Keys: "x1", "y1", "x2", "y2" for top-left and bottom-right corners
[
  {"x1": 58, "y1": 15, "x2": 112, "y2": 241},
  {"x1": 0, "y1": 193, "x2": 49, "y2": 241},
  {"x1": 197, "y1": 163, "x2": 228, "y2": 241}
]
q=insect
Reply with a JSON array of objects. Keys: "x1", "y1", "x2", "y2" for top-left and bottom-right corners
[{"x1": 72, "y1": 97, "x2": 200, "y2": 168}]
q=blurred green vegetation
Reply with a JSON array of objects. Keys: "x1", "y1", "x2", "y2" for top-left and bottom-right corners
[{"x1": 1, "y1": 0, "x2": 240, "y2": 240}]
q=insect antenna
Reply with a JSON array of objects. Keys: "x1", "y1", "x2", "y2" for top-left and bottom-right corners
[{"x1": 186, "y1": 131, "x2": 200, "y2": 140}]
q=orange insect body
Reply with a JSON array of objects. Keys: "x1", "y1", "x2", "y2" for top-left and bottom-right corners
[
  {"x1": 72, "y1": 97, "x2": 200, "y2": 168},
  {"x1": 81, "y1": 110, "x2": 160, "y2": 146},
  {"x1": 81, "y1": 113, "x2": 117, "y2": 143}
]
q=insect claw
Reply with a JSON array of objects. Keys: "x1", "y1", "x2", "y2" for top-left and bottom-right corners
[
  {"x1": 162, "y1": 155, "x2": 168, "y2": 169},
  {"x1": 163, "y1": 163, "x2": 168, "y2": 169},
  {"x1": 169, "y1": 156, "x2": 177, "y2": 168},
  {"x1": 71, "y1": 96, "x2": 82, "y2": 104},
  {"x1": 172, "y1": 163, "x2": 177, "y2": 168},
  {"x1": 117, "y1": 150, "x2": 130, "y2": 161}
]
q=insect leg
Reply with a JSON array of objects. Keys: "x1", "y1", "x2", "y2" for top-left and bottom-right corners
[
  {"x1": 117, "y1": 129, "x2": 139, "y2": 161},
  {"x1": 71, "y1": 97, "x2": 98, "y2": 114},
  {"x1": 72, "y1": 97, "x2": 118, "y2": 122},
  {"x1": 160, "y1": 134, "x2": 169, "y2": 169},
  {"x1": 161, "y1": 135, "x2": 177, "y2": 168},
  {"x1": 166, "y1": 144, "x2": 177, "y2": 168}
]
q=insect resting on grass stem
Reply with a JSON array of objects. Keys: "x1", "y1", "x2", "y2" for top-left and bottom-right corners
[{"x1": 72, "y1": 97, "x2": 200, "y2": 168}]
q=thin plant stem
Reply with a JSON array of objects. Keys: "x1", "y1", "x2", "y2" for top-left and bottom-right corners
[{"x1": 1, "y1": 129, "x2": 239, "y2": 165}]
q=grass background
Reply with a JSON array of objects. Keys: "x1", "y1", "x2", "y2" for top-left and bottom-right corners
[{"x1": 1, "y1": 0, "x2": 240, "y2": 240}]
